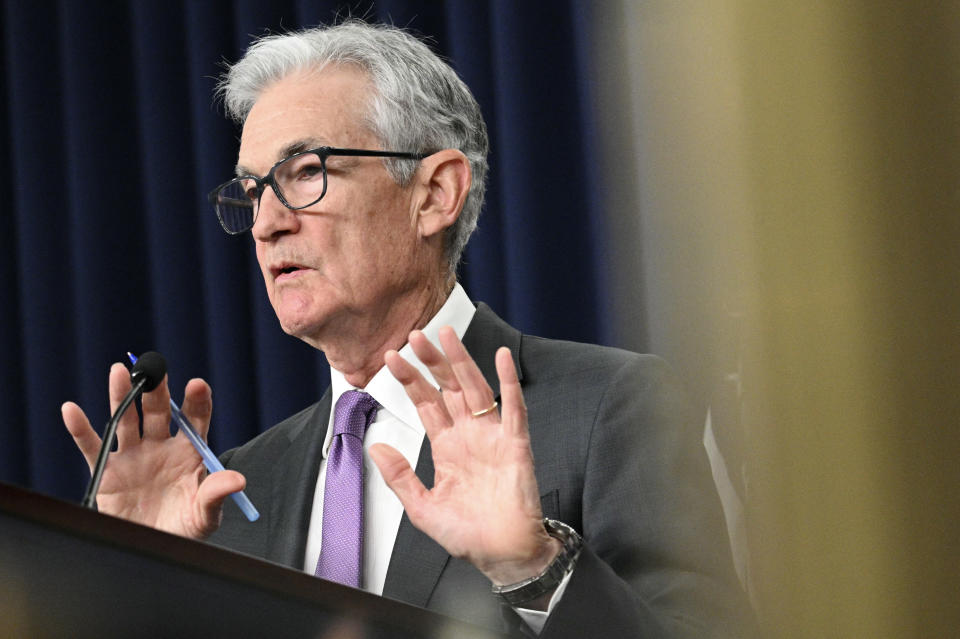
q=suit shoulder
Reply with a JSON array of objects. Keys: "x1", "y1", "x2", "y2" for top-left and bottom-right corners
[
  {"x1": 220, "y1": 400, "x2": 324, "y2": 467},
  {"x1": 519, "y1": 334, "x2": 670, "y2": 384}
]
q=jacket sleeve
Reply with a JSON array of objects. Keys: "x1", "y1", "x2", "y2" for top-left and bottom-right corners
[{"x1": 539, "y1": 355, "x2": 756, "y2": 638}]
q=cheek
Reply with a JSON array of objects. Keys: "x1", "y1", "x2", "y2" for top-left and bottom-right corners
[{"x1": 255, "y1": 249, "x2": 273, "y2": 293}]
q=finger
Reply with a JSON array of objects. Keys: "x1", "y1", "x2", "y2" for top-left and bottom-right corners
[
  {"x1": 384, "y1": 350, "x2": 452, "y2": 440},
  {"x1": 408, "y1": 330, "x2": 462, "y2": 392},
  {"x1": 496, "y1": 347, "x2": 528, "y2": 438},
  {"x1": 409, "y1": 329, "x2": 478, "y2": 420},
  {"x1": 438, "y1": 326, "x2": 496, "y2": 421},
  {"x1": 194, "y1": 470, "x2": 246, "y2": 538},
  {"x1": 62, "y1": 401, "x2": 101, "y2": 472},
  {"x1": 109, "y1": 362, "x2": 141, "y2": 451},
  {"x1": 369, "y1": 443, "x2": 430, "y2": 527},
  {"x1": 180, "y1": 378, "x2": 213, "y2": 441},
  {"x1": 140, "y1": 374, "x2": 173, "y2": 441}
]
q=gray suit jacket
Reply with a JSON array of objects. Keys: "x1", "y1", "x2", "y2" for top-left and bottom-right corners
[{"x1": 207, "y1": 304, "x2": 754, "y2": 637}]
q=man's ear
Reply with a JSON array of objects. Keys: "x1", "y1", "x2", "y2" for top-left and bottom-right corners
[{"x1": 413, "y1": 149, "x2": 471, "y2": 239}]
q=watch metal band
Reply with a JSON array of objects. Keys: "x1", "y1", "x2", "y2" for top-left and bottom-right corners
[{"x1": 491, "y1": 518, "x2": 582, "y2": 607}]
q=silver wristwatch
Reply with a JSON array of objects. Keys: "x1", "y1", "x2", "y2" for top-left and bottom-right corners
[{"x1": 491, "y1": 519, "x2": 582, "y2": 606}]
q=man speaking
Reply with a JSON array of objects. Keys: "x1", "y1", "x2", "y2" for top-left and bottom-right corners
[{"x1": 62, "y1": 21, "x2": 752, "y2": 638}]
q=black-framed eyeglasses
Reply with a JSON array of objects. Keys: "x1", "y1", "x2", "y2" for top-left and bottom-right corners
[{"x1": 207, "y1": 146, "x2": 429, "y2": 234}]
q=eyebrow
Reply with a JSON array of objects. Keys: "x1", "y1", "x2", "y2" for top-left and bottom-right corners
[{"x1": 234, "y1": 138, "x2": 329, "y2": 177}]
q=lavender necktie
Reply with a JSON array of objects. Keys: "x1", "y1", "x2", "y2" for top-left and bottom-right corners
[{"x1": 314, "y1": 390, "x2": 379, "y2": 588}]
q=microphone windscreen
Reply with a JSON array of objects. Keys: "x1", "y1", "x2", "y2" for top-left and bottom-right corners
[{"x1": 131, "y1": 351, "x2": 167, "y2": 392}]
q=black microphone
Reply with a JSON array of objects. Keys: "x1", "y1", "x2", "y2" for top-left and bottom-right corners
[{"x1": 81, "y1": 351, "x2": 167, "y2": 509}]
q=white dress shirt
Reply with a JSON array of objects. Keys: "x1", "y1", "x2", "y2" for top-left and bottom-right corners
[{"x1": 302, "y1": 283, "x2": 570, "y2": 632}]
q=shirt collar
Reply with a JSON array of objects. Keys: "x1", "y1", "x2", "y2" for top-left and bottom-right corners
[{"x1": 323, "y1": 282, "x2": 477, "y2": 457}]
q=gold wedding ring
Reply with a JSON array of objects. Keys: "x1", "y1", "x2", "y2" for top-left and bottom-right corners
[{"x1": 471, "y1": 401, "x2": 499, "y2": 418}]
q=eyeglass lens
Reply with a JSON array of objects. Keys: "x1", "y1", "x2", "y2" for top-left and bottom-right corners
[
  {"x1": 214, "y1": 181, "x2": 256, "y2": 234},
  {"x1": 213, "y1": 152, "x2": 327, "y2": 234}
]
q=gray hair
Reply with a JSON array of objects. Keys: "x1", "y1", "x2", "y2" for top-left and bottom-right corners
[{"x1": 218, "y1": 21, "x2": 489, "y2": 276}]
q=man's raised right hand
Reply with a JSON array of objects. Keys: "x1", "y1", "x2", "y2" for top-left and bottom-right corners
[{"x1": 62, "y1": 362, "x2": 245, "y2": 539}]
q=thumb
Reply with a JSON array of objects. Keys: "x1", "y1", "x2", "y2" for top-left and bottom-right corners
[
  {"x1": 193, "y1": 470, "x2": 246, "y2": 537},
  {"x1": 369, "y1": 443, "x2": 428, "y2": 523}
]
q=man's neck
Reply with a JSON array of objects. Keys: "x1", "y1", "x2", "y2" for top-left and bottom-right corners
[{"x1": 319, "y1": 278, "x2": 455, "y2": 388}]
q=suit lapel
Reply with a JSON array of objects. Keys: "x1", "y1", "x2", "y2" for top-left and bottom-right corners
[
  {"x1": 382, "y1": 303, "x2": 523, "y2": 606},
  {"x1": 462, "y1": 303, "x2": 523, "y2": 396},
  {"x1": 265, "y1": 389, "x2": 332, "y2": 567},
  {"x1": 380, "y1": 435, "x2": 448, "y2": 605}
]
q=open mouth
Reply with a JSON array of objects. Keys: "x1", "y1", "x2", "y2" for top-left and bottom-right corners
[{"x1": 272, "y1": 263, "x2": 308, "y2": 279}]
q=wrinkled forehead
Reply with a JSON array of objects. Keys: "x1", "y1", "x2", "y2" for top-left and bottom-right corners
[{"x1": 237, "y1": 64, "x2": 378, "y2": 172}]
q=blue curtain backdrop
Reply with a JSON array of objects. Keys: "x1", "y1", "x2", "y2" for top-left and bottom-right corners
[{"x1": 0, "y1": 0, "x2": 685, "y2": 501}]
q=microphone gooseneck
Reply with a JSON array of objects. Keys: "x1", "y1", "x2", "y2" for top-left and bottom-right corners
[{"x1": 81, "y1": 351, "x2": 167, "y2": 509}]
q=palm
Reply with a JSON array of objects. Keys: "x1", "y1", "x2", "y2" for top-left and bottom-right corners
[
  {"x1": 421, "y1": 407, "x2": 542, "y2": 564},
  {"x1": 370, "y1": 328, "x2": 559, "y2": 585},
  {"x1": 95, "y1": 436, "x2": 207, "y2": 536}
]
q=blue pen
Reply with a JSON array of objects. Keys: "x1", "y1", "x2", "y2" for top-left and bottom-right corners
[{"x1": 128, "y1": 352, "x2": 259, "y2": 522}]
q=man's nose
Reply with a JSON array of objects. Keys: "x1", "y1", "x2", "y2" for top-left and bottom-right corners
[{"x1": 251, "y1": 184, "x2": 299, "y2": 240}]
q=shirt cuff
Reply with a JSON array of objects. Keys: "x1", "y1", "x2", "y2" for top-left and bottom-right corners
[{"x1": 511, "y1": 564, "x2": 575, "y2": 635}]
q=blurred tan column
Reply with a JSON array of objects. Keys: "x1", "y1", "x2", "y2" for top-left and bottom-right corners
[{"x1": 590, "y1": 2, "x2": 960, "y2": 637}]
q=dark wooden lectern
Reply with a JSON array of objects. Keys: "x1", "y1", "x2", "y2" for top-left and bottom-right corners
[{"x1": 0, "y1": 482, "x2": 502, "y2": 638}]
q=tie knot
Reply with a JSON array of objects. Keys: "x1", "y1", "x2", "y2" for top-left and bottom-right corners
[{"x1": 333, "y1": 390, "x2": 379, "y2": 439}]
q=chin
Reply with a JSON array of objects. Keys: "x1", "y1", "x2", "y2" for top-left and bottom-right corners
[
  {"x1": 277, "y1": 312, "x2": 324, "y2": 339},
  {"x1": 271, "y1": 289, "x2": 328, "y2": 332}
]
